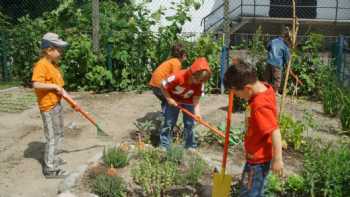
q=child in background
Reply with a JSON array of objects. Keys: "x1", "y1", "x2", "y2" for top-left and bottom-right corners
[
  {"x1": 32, "y1": 32, "x2": 70, "y2": 178},
  {"x1": 160, "y1": 57, "x2": 211, "y2": 150},
  {"x1": 149, "y1": 43, "x2": 187, "y2": 114},
  {"x1": 224, "y1": 59, "x2": 283, "y2": 196}
]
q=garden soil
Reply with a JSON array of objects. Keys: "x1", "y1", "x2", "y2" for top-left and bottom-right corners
[{"x1": 0, "y1": 88, "x2": 345, "y2": 197}]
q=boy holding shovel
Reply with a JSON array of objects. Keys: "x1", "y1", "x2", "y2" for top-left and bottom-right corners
[
  {"x1": 32, "y1": 32, "x2": 78, "y2": 178},
  {"x1": 224, "y1": 59, "x2": 283, "y2": 196},
  {"x1": 159, "y1": 57, "x2": 211, "y2": 150}
]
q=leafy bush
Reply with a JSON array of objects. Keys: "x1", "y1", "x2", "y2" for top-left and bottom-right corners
[
  {"x1": 322, "y1": 84, "x2": 343, "y2": 117},
  {"x1": 284, "y1": 174, "x2": 306, "y2": 194},
  {"x1": 182, "y1": 155, "x2": 208, "y2": 186},
  {"x1": 265, "y1": 173, "x2": 283, "y2": 196},
  {"x1": 132, "y1": 149, "x2": 179, "y2": 197},
  {"x1": 303, "y1": 142, "x2": 350, "y2": 196},
  {"x1": 92, "y1": 174, "x2": 127, "y2": 197},
  {"x1": 132, "y1": 148, "x2": 208, "y2": 196},
  {"x1": 279, "y1": 113, "x2": 316, "y2": 151},
  {"x1": 166, "y1": 145, "x2": 184, "y2": 164},
  {"x1": 103, "y1": 147, "x2": 129, "y2": 168},
  {"x1": 340, "y1": 94, "x2": 350, "y2": 131}
]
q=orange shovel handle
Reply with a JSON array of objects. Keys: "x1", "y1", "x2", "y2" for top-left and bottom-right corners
[
  {"x1": 62, "y1": 94, "x2": 98, "y2": 126},
  {"x1": 222, "y1": 91, "x2": 234, "y2": 171},
  {"x1": 176, "y1": 105, "x2": 225, "y2": 139}
]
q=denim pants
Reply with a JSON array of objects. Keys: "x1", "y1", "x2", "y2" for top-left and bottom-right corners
[
  {"x1": 159, "y1": 103, "x2": 196, "y2": 149},
  {"x1": 152, "y1": 87, "x2": 167, "y2": 114},
  {"x1": 239, "y1": 161, "x2": 271, "y2": 197}
]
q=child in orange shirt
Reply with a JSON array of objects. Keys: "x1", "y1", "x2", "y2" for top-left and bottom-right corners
[
  {"x1": 149, "y1": 43, "x2": 187, "y2": 114},
  {"x1": 224, "y1": 59, "x2": 283, "y2": 196},
  {"x1": 160, "y1": 57, "x2": 211, "y2": 149},
  {"x1": 32, "y1": 32, "x2": 70, "y2": 178}
]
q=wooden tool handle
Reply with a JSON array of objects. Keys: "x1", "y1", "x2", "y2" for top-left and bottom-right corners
[
  {"x1": 222, "y1": 91, "x2": 234, "y2": 172},
  {"x1": 62, "y1": 94, "x2": 97, "y2": 126}
]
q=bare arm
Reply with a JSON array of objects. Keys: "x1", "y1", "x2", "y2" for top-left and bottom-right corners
[
  {"x1": 271, "y1": 128, "x2": 283, "y2": 176},
  {"x1": 160, "y1": 83, "x2": 177, "y2": 106},
  {"x1": 32, "y1": 82, "x2": 64, "y2": 94},
  {"x1": 193, "y1": 96, "x2": 200, "y2": 116},
  {"x1": 289, "y1": 69, "x2": 303, "y2": 85}
]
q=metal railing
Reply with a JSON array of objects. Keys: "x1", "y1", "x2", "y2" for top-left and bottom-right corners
[{"x1": 202, "y1": 0, "x2": 350, "y2": 32}]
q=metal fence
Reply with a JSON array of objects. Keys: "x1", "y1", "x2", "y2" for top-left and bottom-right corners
[
  {"x1": 334, "y1": 35, "x2": 350, "y2": 87},
  {"x1": 203, "y1": 0, "x2": 350, "y2": 32}
]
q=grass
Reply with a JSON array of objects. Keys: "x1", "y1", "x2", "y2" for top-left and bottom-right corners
[
  {"x1": 0, "y1": 81, "x2": 21, "y2": 90},
  {"x1": 0, "y1": 89, "x2": 36, "y2": 113}
]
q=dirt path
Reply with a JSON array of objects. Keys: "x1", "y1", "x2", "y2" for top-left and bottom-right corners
[{"x1": 0, "y1": 88, "x2": 345, "y2": 197}]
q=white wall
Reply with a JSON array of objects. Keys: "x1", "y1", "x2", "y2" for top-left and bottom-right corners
[{"x1": 317, "y1": 0, "x2": 350, "y2": 20}]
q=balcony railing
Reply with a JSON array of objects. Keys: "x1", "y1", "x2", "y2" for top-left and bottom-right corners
[{"x1": 202, "y1": 0, "x2": 350, "y2": 32}]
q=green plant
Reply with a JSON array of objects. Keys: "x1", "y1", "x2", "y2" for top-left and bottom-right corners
[
  {"x1": 265, "y1": 173, "x2": 283, "y2": 196},
  {"x1": 103, "y1": 147, "x2": 129, "y2": 168},
  {"x1": 340, "y1": 94, "x2": 350, "y2": 131},
  {"x1": 132, "y1": 149, "x2": 179, "y2": 197},
  {"x1": 284, "y1": 174, "x2": 306, "y2": 194},
  {"x1": 182, "y1": 155, "x2": 208, "y2": 186},
  {"x1": 279, "y1": 114, "x2": 309, "y2": 151},
  {"x1": 303, "y1": 141, "x2": 350, "y2": 197},
  {"x1": 92, "y1": 174, "x2": 127, "y2": 197},
  {"x1": 322, "y1": 84, "x2": 343, "y2": 117},
  {"x1": 166, "y1": 145, "x2": 184, "y2": 164}
]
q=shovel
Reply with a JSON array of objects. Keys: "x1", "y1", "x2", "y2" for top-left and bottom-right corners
[
  {"x1": 62, "y1": 93, "x2": 109, "y2": 137},
  {"x1": 175, "y1": 105, "x2": 225, "y2": 138},
  {"x1": 212, "y1": 90, "x2": 234, "y2": 197}
]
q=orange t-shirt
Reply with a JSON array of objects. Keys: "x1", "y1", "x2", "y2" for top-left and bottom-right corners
[
  {"x1": 32, "y1": 58, "x2": 64, "y2": 112},
  {"x1": 149, "y1": 58, "x2": 182, "y2": 88},
  {"x1": 245, "y1": 84, "x2": 278, "y2": 164}
]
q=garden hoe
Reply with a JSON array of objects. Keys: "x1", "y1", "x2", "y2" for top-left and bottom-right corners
[
  {"x1": 62, "y1": 93, "x2": 110, "y2": 138},
  {"x1": 175, "y1": 105, "x2": 225, "y2": 138},
  {"x1": 212, "y1": 90, "x2": 234, "y2": 197}
]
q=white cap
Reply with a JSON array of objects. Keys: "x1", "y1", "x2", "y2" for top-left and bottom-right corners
[{"x1": 41, "y1": 32, "x2": 68, "y2": 49}]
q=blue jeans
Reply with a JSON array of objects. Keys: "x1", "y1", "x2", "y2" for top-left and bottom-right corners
[
  {"x1": 239, "y1": 161, "x2": 271, "y2": 197},
  {"x1": 159, "y1": 103, "x2": 196, "y2": 149},
  {"x1": 152, "y1": 87, "x2": 167, "y2": 114}
]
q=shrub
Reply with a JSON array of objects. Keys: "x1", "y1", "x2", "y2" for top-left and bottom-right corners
[
  {"x1": 166, "y1": 145, "x2": 184, "y2": 164},
  {"x1": 103, "y1": 147, "x2": 129, "y2": 168},
  {"x1": 92, "y1": 174, "x2": 127, "y2": 197},
  {"x1": 340, "y1": 94, "x2": 350, "y2": 131},
  {"x1": 322, "y1": 84, "x2": 343, "y2": 117},
  {"x1": 182, "y1": 155, "x2": 208, "y2": 186},
  {"x1": 303, "y1": 142, "x2": 350, "y2": 196},
  {"x1": 265, "y1": 173, "x2": 283, "y2": 196},
  {"x1": 284, "y1": 174, "x2": 306, "y2": 194}
]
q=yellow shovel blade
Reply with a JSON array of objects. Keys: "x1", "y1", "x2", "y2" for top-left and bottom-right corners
[{"x1": 212, "y1": 172, "x2": 232, "y2": 197}]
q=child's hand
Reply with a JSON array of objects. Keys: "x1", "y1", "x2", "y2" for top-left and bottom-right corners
[
  {"x1": 272, "y1": 158, "x2": 284, "y2": 176},
  {"x1": 54, "y1": 85, "x2": 64, "y2": 95},
  {"x1": 167, "y1": 98, "x2": 178, "y2": 107},
  {"x1": 73, "y1": 103, "x2": 81, "y2": 112}
]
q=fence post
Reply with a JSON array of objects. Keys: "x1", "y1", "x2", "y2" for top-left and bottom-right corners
[
  {"x1": 92, "y1": 0, "x2": 100, "y2": 53},
  {"x1": 335, "y1": 0, "x2": 339, "y2": 21},
  {"x1": 222, "y1": 0, "x2": 230, "y2": 94},
  {"x1": 254, "y1": 0, "x2": 256, "y2": 17}
]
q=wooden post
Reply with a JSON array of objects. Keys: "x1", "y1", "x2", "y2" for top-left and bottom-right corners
[
  {"x1": 279, "y1": 0, "x2": 299, "y2": 117},
  {"x1": 222, "y1": 0, "x2": 230, "y2": 94},
  {"x1": 92, "y1": 0, "x2": 100, "y2": 53}
]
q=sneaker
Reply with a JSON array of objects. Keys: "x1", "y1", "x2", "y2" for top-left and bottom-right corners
[
  {"x1": 187, "y1": 147, "x2": 197, "y2": 154},
  {"x1": 44, "y1": 169, "x2": 68, "y2": 179},
  {"x1": 55, "y1": 157, "x2": 67, "y2": 166}
]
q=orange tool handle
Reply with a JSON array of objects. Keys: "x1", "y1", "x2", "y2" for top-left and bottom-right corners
[
  {"x1": 62, "y1": 94, "x2": 98, "y2": 126},
  {"x1": 176, "y1": 105, "x2": 225, "y2": 139},
  {"x1": 222, "y1": 91, "x2": 234, "y2": 171}
]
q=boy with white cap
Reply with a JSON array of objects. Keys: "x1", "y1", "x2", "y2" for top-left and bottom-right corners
[{"x1": 32, "y1": 32, "x2": 70, "y2": 178}]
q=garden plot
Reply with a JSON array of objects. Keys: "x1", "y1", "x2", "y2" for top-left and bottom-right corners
[
  {"x1": 0, "y1": 87, "x2": 36, "y2": 113},
  {"x1": 0, "y1": 89, "x2": 349, "y2": 197}
]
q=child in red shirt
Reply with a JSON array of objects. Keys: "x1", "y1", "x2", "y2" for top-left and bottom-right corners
[
  {"x1": 160, "y1": 57, "x2": 211, "y2": 149},
  {"x1": 224, "y1": 59, "x2": 283, "y2": 196}
]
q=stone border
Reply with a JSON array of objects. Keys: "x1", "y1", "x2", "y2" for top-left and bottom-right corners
[{"x1": 57, "y1": 151, "x2": 103, "y2": 197}]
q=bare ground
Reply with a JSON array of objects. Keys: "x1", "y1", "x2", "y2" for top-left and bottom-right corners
[{"x1": 0, "y1": 88, "x2": 346, "y2": 197}]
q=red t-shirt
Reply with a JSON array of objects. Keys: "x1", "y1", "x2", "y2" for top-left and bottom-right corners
[
  {"x1": 245, "y1": 84, "x2": 278, "y2": 164},
  {"x1": 162, "y1": 69, "x2": 204, "y2": 104}
]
